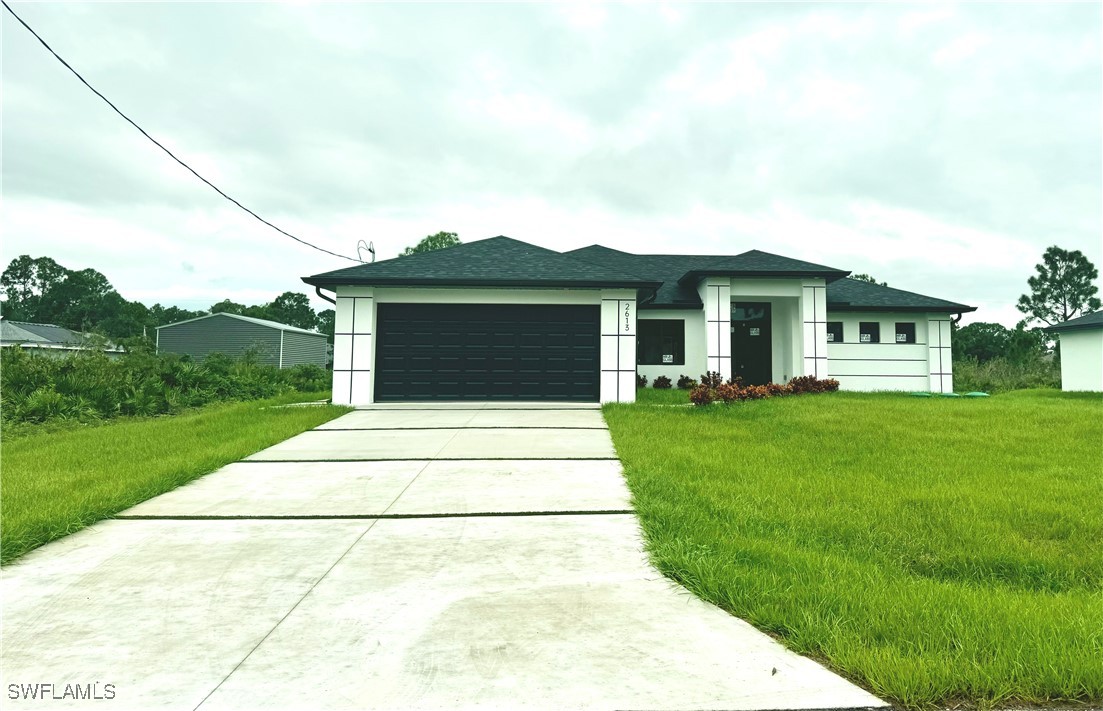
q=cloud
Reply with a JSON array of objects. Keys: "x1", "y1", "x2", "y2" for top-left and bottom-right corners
[{"x1": 1, "y1": 2, "x2": 1099, "y2": 326}]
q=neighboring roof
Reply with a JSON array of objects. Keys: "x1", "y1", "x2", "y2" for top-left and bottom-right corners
[
  {"x1": 302, "y1": 236, "x2": 662, "y2": 290},
  {"x1": 1044, "y1": 310, "x2": 1103, "y2": 333},
  {"x1": 0, "y1": 320, "x2": 99, "y2": 346},
  {"x1": 825, "y1": 278, "x2": 976, "y2": 314},
  {"x1": 1, "y1": 320, "x2": 49, "y2": 344},
  {"x1": 156, "y1": 312, "x2": 323, "y2": 337}
]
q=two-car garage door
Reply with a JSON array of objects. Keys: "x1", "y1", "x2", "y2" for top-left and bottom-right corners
[{"x1": 374, "y1": 303, "x2": 601, "y2": 402}]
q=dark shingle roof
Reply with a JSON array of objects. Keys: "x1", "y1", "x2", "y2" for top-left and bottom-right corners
[
  {"x1": 825, "y1": 278, "x2": 976, "y2": 313},
  {"x1": 302, "y1": 236, "x2": 975, "y2": 314},
  {"x1": 1044, "y1": 310, "x2": 1103, "y2": 333},
  {"x1": 566, "y1": 246, "x2": 850, "y2": 308},
  {"x1": 303, "y1": 236, "x2": 660, "y2": 289}
]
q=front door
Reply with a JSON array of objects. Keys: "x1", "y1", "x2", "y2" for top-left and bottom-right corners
[{"x1": 731, "y1": 302, "x2": 772, "y2": 385}]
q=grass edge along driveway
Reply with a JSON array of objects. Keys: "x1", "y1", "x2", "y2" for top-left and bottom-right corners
[
  {"x1": 2, "y1": 394, "x2": 349, "y2": 565},
  {"x1": 604, "y1": 390, "x2": 1103, "y2": 709}
]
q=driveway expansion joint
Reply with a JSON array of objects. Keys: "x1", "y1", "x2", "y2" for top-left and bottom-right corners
[{"x1": 114, "y1": 510, "x2": 637, "y2": 521}]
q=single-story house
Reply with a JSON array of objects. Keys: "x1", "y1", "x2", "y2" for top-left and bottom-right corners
[
  {"x1": 1045, "y1": 310, "x2": 1102, "y2": 392},
  {"x1": 156, "y1": 312, "x2": 327, "y2": 368},
  {"x1": 303, "y1": 236, "x2": 975, "y2": 404},
  {"x1": 0, "y1": 319, "x2": 125, "y2": 358}
]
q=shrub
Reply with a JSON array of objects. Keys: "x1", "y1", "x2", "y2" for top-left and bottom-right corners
[
  {"x1": 788, "y1": 375, "x2": 840, "y2": 394},
  {"x1": 689, "y1": 374, "x2": 839, "y2": 406},
  {"x1": 637, "y1": 374, "x2": 648, "y2": 388},
  {"x1": 688, "y1": 384, "x2": 715, "y2": 406},
  {"x1": 653, "y1": 375, "x2": 672, "y2": 389},
  {"x1": 0, "y1": 347, "x2": 330, "y2": 427},
  {"x1": 700, "y1": 371, "x2": 724, "y2": 389},
  {"x1": 953, "y1": 356, "x2": 1059, "y2": 393},
  {"x1": 676, "y1": 374, "x2": 698, "y2": 389}
]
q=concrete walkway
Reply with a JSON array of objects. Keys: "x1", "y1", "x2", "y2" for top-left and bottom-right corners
[{"x1": 2, "y1": 403, "x2": 887, "y2": 711}]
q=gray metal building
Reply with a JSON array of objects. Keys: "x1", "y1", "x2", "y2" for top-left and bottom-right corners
[{"x1": 156, "y1": 313, "x2": 327, "y2": 368}]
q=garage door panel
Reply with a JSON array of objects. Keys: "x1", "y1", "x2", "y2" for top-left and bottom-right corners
[{"x1": 375, "y1": 303, "x2": 600, "y2": 402}]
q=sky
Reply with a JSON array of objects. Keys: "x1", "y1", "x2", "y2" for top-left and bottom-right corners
[{"x1": 3, "y1": 2, "x2": 1100, "y2": 326}]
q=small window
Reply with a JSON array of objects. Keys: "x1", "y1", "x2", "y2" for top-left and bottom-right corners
[
  {"x1": 826, "y1": 322, "x2": 844, "y2": 343},
  {"x1": 895, "y1": 322, "x2": 916, "y2": 344},
  {"x1": 637, "y1": 320, "x2": 685, "y2": 365},
  {"x1": 859, "y1": 322, "x2": 880, "y2": 344}
]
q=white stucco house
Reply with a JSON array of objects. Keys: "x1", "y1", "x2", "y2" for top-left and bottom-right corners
[
  {"x1": 1045, "y1": 311, "x2": 1103, "y2": 392},
  {"x1": 303, "y1": 236, "x2": 975, "y2": 404}
]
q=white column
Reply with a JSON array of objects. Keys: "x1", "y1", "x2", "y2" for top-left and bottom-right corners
[
  {"x1": 332, "y1": 287, "x2": 374, "y2": 406},
  {"x1": 801, "y1": 280, "x2": 828, "y2": 378},
  {"x1": 700, "y1": 278, "x2": 731, "y2": 381},
  {"x1": 928, "y1": 316, "x2": 953, "y2": 393},
  {"x1": 600, "y1": 290, "x2": 637, "y2": 403}
]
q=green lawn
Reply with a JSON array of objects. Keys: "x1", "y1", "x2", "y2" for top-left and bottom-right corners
[
  {"x1": 603, "y1": 389, "x2": 1103, "y2": 708},
  {"x1": 1, "y1": 393, "x2": 348, "y2": 564}
]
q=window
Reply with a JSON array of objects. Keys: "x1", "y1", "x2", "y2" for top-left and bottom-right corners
[
  {"x1": 859, "y1": 322, "x2": 880, "y2": 344},
  {"x1": 637, "y1": 320, "x2": 685, "y2": 365},
  {"x1": 826, "y1": 322, "x2": 844, "y2": 343},
  {"x1": 895, "y1": 322, "x2": 916, "y2": 343}
]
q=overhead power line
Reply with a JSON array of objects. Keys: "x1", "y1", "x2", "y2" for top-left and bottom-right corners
[{"x1": 2, "y1": 1, "x2": 362, "y2": 263}]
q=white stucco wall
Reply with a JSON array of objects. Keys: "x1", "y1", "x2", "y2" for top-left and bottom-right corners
[
  {"x1": 1058, "y1": 329, "x2": 1103, "y2": 392},
  {"x1": 330, "y1": 286, "x2": 636, "y2": 405},
  {"x1": 825, "y1": 312, "x2": 953, "y2": 392}
]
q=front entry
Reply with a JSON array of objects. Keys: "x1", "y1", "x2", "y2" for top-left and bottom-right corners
[{"x1": 731, "y1": 302, "x2": 772, "y2": 385}]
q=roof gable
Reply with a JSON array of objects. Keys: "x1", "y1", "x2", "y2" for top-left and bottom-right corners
[{"x1": 303, "y1": 236, "x2": 659, "y2": 289}]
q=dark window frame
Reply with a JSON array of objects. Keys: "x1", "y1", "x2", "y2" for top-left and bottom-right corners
[
  {"x1": 637, "y1": 319, "x2": 686, "y2": 365},
  {"x1": 826, "y1": 322, "x2": 844, "y2": 343},
  {"x1": 859, "y1": 322, "x2": 880, "y2": 344},
  {"x1": 894, "y1": 322, "x2": 917, "y2": 344}
]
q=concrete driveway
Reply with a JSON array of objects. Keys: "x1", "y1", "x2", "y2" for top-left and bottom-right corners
[{"x1": 2, "y1": 403, "x2": 887, "y2": 711}]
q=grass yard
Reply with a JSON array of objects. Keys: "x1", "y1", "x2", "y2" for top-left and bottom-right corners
[
  {"x1": 1, "y1": 392, "x2": 348, "y2": 564},
  {"x1": 603, "y1": 389, "x2": 1103, "y2": 709}
]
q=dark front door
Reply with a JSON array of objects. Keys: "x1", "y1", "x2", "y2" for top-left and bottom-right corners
[
  {"x1": 731, "y1": 302, "x2": 772, "y2": 385},
  {"x1": 374, "y1": 303, "x2": 600, "y2": 402}
]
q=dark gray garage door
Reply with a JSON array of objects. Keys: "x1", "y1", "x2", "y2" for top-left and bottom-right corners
[{"x1": 375, "y1": 303, "x2": 601, "y2": 402}]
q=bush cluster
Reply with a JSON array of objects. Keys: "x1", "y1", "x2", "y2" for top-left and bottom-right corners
[
  {"x1": 652, "y1": 375, "x2": 672, "y2": 389},
  {"x1": 636, "y1": 374, "x2": 648, "y2": 388},
  {"x1": 1, "y1": 346, "x2": 329, "y2": 425},
  {"x1": 953, "y1": 356, "x2": 1059, "y2": 394},
  {"x1": 676, "y1": 374, "x2": 698, "y2": 389},
  {"x1": 689, "y1": 373, "x2": 839, "y2": 406}
]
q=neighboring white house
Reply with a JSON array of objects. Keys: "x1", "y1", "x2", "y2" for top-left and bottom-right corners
[
  {"x1": 1045, "y1": 311, "x2": 1103, "y2": 392},
  {"x1": 303, "y1": 236, "x2": 975, "y2": 405},
  {"x1": 0, "y1": 319, "x2": 125, "y2": 358}
]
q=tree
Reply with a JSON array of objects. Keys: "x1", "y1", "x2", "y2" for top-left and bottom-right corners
[
  {"x1": 316, "y1": 308, "x2": 335, "y2": 344},
  {"x1": 1, "y1": 255, "x2": 68, "y2": 321},
  {"x1": 209, "y1": 299, "x2": 247, "y2": 315},
  {"x1": 850, "y1": 273, "x2": 888, "y2": 287},
  {"x1": 953, "y1": 320, "x2": 1046, "y2": 363},
  {"x1": 400, "y1": 231, "x2": 460, "y2": 256},
  {"x1": 267, "y1": 291, "x2": 318, "y2": 331},
  {"x1": 1016, "y1": 246, "x2": 1101, "y2": 326}
]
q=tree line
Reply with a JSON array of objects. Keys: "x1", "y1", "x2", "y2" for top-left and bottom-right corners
[
  {"x1": 0, "y1": 255, "x2": 335, "y2": 344},
  {"x1": 0, "y1": 233, "x2": 464, "y2": 347}
]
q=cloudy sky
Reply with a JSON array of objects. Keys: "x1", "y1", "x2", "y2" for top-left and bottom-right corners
[{"x1": 3, "y1": 2, "x2": 1100, "y2": 325}]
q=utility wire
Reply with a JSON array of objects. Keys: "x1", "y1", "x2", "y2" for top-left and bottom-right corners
[{"x1": 2, "y1": 1, "x2": 362, "y2": 263}]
